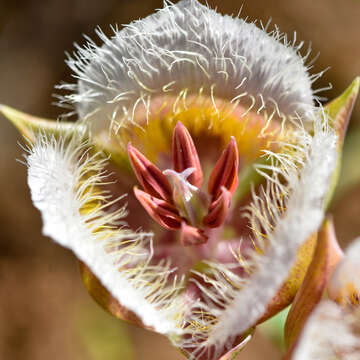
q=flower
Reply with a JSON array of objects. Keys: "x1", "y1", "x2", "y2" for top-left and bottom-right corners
[
  {"x1": 287, "y1": 236, "x2": 360, "y2": 360},
  {"x1": 2, "y1": 0, "x2": 357, "y2": 359},
  {"x1": 292, "y1": 300, "x2": 360, "y2": 360}
]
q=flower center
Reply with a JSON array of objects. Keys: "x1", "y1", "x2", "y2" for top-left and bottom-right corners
[
  {"x1": 128, "y1": 121, "x2": 239, "y2": 247},
  {"x1": 98, "y1": 95, "x2": 291, "y2": 273}
]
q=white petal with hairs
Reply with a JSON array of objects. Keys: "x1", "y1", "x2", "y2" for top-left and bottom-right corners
[
  {"x1": 58, "y1": 0, "x2": 316, "y2": 131},
  {"x1": 27, "y1": 134, "x2": 185, "y2": 337}
]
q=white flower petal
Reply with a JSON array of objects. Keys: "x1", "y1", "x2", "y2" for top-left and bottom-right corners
[
  {"x1": 328, "y1": 238, "x2": 360, "y2": 303},
  {"x1": 26, "y1": 133, "x2": 185, "y2": 337},
  {"x1": 293, "y1": 300, "x2": 360, "y2": 360},
  {"x1": 185, "y1": 114, "x2": 338, "y2": 359},
  {"x1": 58, "y1": 0, "x2": 315, "y2": 131}
]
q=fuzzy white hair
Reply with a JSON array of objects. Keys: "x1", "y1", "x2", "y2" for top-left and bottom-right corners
[
  {"x1": 57, "y1": 0, "x2": 317, "y2": 131},
  {"x1": 26, "y1": 133, "x2": 186, "y2": 337}
]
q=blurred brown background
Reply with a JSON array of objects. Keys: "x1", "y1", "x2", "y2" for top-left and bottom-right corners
[{"x1": 0, "y1": 1, "x2": 359, "y2": 359}]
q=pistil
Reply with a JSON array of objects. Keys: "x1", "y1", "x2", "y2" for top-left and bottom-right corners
[{"x1": 162, "y1": 168, "x2": 201, "y2": 226}]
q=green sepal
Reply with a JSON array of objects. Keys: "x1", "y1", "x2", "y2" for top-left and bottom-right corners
[
  {"x1": 0, "y1": 104, "x2": 85, "y2": 143},
  {"x1": 325, "y1": 77, "x2": 359, "y2": 147},
  {"x1": 322, "y1": 77, "x2": 359, "y2": 209}
]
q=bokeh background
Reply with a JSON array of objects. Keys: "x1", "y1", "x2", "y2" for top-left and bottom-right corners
[{"x1": 1, "y1": 0, "x2": 360, "y2": 359}]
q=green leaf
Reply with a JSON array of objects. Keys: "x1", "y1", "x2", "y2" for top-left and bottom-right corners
[{"x1": 258, "y1": 307, "x2": 289, "y2": 352}]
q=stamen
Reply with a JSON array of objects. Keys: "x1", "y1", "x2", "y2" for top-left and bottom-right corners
[
  {"x1": 129, "y1": 125, "x2": 241, "y2": 247},
  {"x1": 180, "y1": 222, "x2": 208, "y2": 247},
  {"x1": 133, "y1": 187, "x2": 182, "y2": 230},
  {"x1": 172, "y1": 121, "x2": 203, "y2": 188},
  {"x1": 128, "y1": 144, "x2": 173, "y2": 201},
  {"x1": 203, "y1": 187, "x2": 232, "y2": 228},
  {"x1": 208, "y1": 137, "x2": 239, "y2": 200}
]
